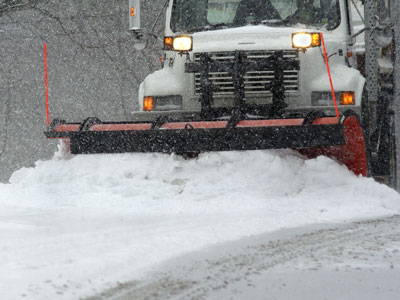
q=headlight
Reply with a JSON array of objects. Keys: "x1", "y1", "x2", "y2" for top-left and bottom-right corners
[
  {"x1": 143, "y1": 96, "x2": 183, "y2": 111},
  {"x1": 173, "y1": 36, "x2": 192, "y2": 51},
  {"x1": 292, "y1": 33, "x2": 321, "y2": 49},
  {"x1": 312, "y1": 92, "x2": 355, "y2": 106},
  {"x1": 312, "y1": 92, "x2": 339, "y2": 106},
  {"x1": 155, "y1": 95, "x2": 182, "y2": 111},
  {"x1": 164, "y1": 36, "x2": 193, "y2": 52}
]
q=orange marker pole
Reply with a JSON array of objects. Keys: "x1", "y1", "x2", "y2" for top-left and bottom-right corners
[
  {"x1": 44, "y1": 43, "x2": 50, "y2": 126},
  {"x1": 320, "y1": 33, "x2": 340, "y2": 119}
]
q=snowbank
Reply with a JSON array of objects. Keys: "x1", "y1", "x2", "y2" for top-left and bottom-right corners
[{"x1": 0, "y1": 149, "x2": 399, "y2": 299}]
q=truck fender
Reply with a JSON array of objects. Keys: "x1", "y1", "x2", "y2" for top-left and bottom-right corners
[
  {"x1": 309, "y1": 65, "x2": 365, "y2": 105},
  {"x1": 138, "y1": 68, "x2": 185, "y2": 111}
]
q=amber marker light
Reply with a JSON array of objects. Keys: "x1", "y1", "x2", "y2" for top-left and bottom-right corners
[
  {"x1": 340, "y1": 92, "x2": 355, "y2": 105},
  {"x1": 311, "y1": 33, "x2": 321, "y2": 47},
  {"x1": 130, "y1": 7, "x2": 135, "y2": 16},
  {"x1": 164, "y1": 36, "x2": 173, "y2": 50},
  {"x1": 143, "y1": 96, "x2": 155, "y2": 111}
]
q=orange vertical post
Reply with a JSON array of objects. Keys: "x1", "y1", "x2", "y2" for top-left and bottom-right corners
[
  {"x1": 320, "y1": 33, "x2": 340, "y2": 119},
  {"x1": 44, "y1": 43, "x2": 50, "y2": 125}
]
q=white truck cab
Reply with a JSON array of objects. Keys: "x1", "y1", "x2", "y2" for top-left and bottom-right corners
[{"x1": 132, "y1": 0, "x2": 365, "y2": 121}]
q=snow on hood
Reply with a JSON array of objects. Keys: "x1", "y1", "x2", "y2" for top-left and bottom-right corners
[
  {"x1": 193, "y1": 25, "x2": 313, "y2": 52},
  {"x1": 0, "y1": 149, "x2": 399, "y2": 299}
]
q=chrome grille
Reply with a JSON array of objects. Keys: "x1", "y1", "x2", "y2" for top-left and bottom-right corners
[{"x1": 194, "y1": 51, "x2": 299, "y2": 96}]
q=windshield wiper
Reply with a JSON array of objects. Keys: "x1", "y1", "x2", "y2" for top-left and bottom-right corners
[
  {"x1": 187, "y1": 23, "x2": 229, "y2": 32},
  {"x1": 260, "y1": 19, "x2": 285, "y2": 26}
]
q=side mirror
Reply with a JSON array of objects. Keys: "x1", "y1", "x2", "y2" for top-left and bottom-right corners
[
  {"x1": 133, "y1": 34, "x2": 148, "y2": 51},
  {"x1": 129, "y1": 0, "x2": 141, "y2": 32},
  {"x1": 373, "y1": 26, "x2": 392, "y2": 48},
  {"x1": 129, "y1": 0, "x2": 147, "y2": 50},
  {"x1": 128, "y1": 0, "x2": 165, "y2": 50}
]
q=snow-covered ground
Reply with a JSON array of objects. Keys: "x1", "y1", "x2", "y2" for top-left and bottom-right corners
[
  {"x1": 97, "y1": 216, "x2": 400, "y2": 300},
  {"x1": 1, "y1": 149, "x2": 399, "y2": 300}
]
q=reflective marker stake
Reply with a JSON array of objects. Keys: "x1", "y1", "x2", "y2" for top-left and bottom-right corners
[
  {"x1": 320, "y1": 33, "x2": 340, "y2": 119},
  {"x1": 44, "y1": 43, "x2": 49, "y2": 126}
]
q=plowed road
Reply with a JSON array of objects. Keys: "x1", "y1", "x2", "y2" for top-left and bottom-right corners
[{"x1": 87, "y1": 216, "x2": 400, "y2": 300}]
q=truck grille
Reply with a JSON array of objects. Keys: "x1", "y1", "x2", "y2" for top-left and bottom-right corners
[{"x1": 194, "y1": 51, "x2": 299, "y2": 96}]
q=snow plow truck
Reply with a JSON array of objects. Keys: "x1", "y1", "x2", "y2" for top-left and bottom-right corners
[{"x1": 45, "y1": 0, "x2": 400, "y2": 188}]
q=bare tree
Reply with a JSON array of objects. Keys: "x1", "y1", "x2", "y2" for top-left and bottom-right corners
[
  {"x1": 0, "y1": 0, "x2": 41, "y2": 15},
  {"x1": 0, "y1": 0, "x2": 165, "y2": 181}
]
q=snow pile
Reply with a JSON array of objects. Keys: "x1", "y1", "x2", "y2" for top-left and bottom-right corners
[{"x1": 0, "y1": 150, "x2": 399, "y2": 300}]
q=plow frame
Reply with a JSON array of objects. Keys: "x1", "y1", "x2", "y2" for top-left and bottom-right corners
[
  {"x1": 45, "y1": 50, "x2": 368, "y2": 176},
  {"x1": 45, "y1": 117, "x2": 345, "y2": 155}
]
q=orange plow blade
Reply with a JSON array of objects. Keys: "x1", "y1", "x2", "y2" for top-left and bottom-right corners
[
  {"x1": 45, "y1": 111, "x2": 368, "y2": 176},
  {"x1": 300, "y1": 113, "x2": 368, "y2": 176}
]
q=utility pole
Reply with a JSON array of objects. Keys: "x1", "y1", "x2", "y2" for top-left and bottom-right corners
[
  {"x1": 364, "y1": 0, "x2": 378, "y2": 132},
  {"x1": 394, "y1": 0, "x2": 400, "y2": 191}
]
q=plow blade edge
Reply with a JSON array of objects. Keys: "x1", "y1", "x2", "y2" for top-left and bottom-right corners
[{"x1": 45, "y1": 114, "x2": 368, "y2": 176}]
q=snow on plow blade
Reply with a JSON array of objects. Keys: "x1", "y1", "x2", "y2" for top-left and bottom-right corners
[{"x1": 45, "y1": 112, "x2": 368, "y2": 176}]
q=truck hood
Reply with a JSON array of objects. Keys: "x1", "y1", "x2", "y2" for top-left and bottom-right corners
[{"x1": 192, "y1": 25, "x2": 316, "y2": 52}]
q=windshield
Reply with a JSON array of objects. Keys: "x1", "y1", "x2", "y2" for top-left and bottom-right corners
[{"x1": 171, "y1": 0, "x2": 341, "y2": 32}]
